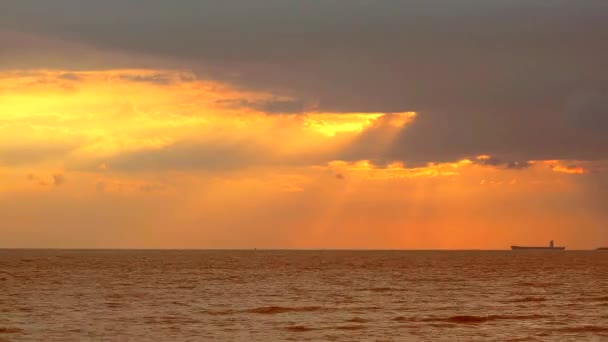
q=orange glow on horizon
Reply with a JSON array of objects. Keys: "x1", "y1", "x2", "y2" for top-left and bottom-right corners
[{"x1": 1, "y1": 68, "x2": 603, "y2": 249}]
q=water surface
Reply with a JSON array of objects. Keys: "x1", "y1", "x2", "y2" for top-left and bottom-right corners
[{"x1": 1, "y1": 250, "x2": 607, "y2": 341}]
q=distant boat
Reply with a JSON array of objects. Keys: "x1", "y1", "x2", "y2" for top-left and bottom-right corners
[
  {"x1": 511, "y1": 240, "x2": 565, "y2": 250},
  {"x1": 596, "y1": 247, "x2": 608, "y2": 251}
]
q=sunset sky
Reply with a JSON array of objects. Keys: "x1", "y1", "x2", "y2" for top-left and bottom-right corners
[{"x1": 1, "y1": 1, "x2": 607, "y2": 249}]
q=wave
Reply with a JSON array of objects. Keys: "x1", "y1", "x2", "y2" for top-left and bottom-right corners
[
  {"x1": 443, "y1": 315, "x2": 511, "y2": 324},
  {"x1": 510, "y1": 297, "x2": 547, "y2": 303},
  {"x1": 202, "y1": 309, "x2": 235, "y2": 316},
  {"x1": 334, "y1": 325, "x2": 367, "y2": 330},
  {"x1": 354, "y1": 287, "x2": 410, "y2": 293},
  {"x1": 205, "y1": 307, "x2": 325, "y2": 316},
  {"x1": 285, "y1": 325, "x2": 316, "y2": 332},
  {"x1": 0, "y1": 327, "x2": 24, "y2": 334},
  {"x1": 244, "y1": 306, "x2": 324, "y2": 314},
  {"x1": 445, "y1": 314, "x2": 549, "y2": 324},
  {"x1": 579, "y1": 296, "x2": 608, "y2": 302},
  {"x1": 362, "y1": 287, "x2": 407, "y2": 292},
  {"x1": 346, "y1": 317, "x2": 370, "y2": 323},
  {"x1": 513, "y1": 281, "x2": 559, "y2": 288},
  {"x1": 105, "y1": 302, "x2": 123, "y2": 309},
  {"x1": 143, "y1": 316, "x2": 201, "y2": 325},
  {"x1": 0, "y1": 271, "x2": 17, "y2": 278},
  {"x1": 556, "y1": 325, "x2": 608, "y2": 333},
  {"x1": 285, "y1": 324, "x2": 367, "y2": 332},
  {"x1": 394, "y1": 314, "x2": 549, "y2": 324}
]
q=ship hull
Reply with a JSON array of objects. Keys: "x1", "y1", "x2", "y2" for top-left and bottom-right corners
[{"x1": 511, "y1": 246, "x2": 565, "y2": 250}]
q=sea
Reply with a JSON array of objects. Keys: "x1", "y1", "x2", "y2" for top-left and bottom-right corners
[{"x1": 1, "y1": 250, "x2": 607, "y2": 341}]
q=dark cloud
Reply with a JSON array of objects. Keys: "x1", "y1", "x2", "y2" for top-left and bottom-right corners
[
  {"x1": 25, "y1": 173, "x2": 66, "y2": 186},
  {"x1": 57, "y1": 73, "x2": 82, "y2": 81},
  {"x1": 216, "y1": 98, "x2": 307, "y2": 114},
  {"x1": 565, "y1": 90, "x2": 608, "y2": 136},
  {"x1": 53, "y1": 174, "x2": 66, "y2": 186},
  {"x1": 26, "y1": 173, "x2": 47, "y2": 186},
  {"x1": 2, "y1": 1, "x2": 608, "y2": 162},
  {"x1": 337, "y1": 113, "x2": 409, "y2": 165},
  {"x1": 116, "y1": 72, "x2": 196, "y2": 85},
  {"x1": 472, "y1": 157, "x2": 531, "y2": 170},
  {"x1": 85, "y1": 111, "x2": 600, "y2": 172},
  {"x1": 101, "y1": 140, "x2": 281, "y2": 172},
  {"x1": 387, "y1": 102, "x2": 608, "y2": 164},
  {"x1": 108, "y1": 143, "x2": 242, "y2": 172}
]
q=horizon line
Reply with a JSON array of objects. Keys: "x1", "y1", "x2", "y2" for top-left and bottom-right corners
[{"x1": 1, "y1": 247, "x2": 606, "y2": 251}]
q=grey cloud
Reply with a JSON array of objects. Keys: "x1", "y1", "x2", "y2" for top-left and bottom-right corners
[
  {"x1": 336, "y1": 111, "x2": 607, "y2": 167},
  {"x1": 53, "y1": 174, "x2": 66, "y2": 186},
  {"x1": 504, "y1": 161, "x2": 532, "y2": 170},
  {"x1": 116, "y1": 72, "x2": 196, "y2": 85},
  {"x1": 25, "y1": 173, "x2": 66, "y2": 186},
  {"x1": 216, "y1": 98, "x2": 307, "y2": 114},
  {"x1": 93, "y1": 135, "x2": 349, "y2": 172},
  {"x1": 2, "y1": 1, "x2": 608, "y2": 162},
  {"x1": 100, "y1": 139, "x2": 310, "y2": 172},
  {"x1": 118, "y1": 74, "x2": 171, "y2": 85},
  {"x1": 472, "y1": 157, "x2": 531, "y2": 170},
  {"x1": 337, "y1": 113, "x2": 408, "y2": 165},
  {"x1": 106, "y1": 141, "x2": 259, "y2": 172},
  {"x1": 565, "y1": 90, "x2": 608, "y2": 136},
  {"x1": 26, "y1": 173, "x2": 48, "y2": 186},
  {"x1": 57, "y1": 73, "x2": 82, "y2": 81},
  {"x1": 83, "y1": 107, "x2": 603, "y2": 173},
  {"x1": 95, "y1": 115, "x2": 543, "y2": 172}
]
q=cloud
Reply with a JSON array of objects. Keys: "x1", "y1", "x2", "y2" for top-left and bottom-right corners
[
  {"x1": 96, "y1": 137, "x2": 338, "y2": 172},
  {"x1": 116, "y1": 71, "x2": 196, "y2": 85},
  {"x1": 57, "y1": 73, "x2": 82, "y2": 81},
  {"x1": 53, "y1": 174, "x2": 66, "y2": 186},
  {"x1": 0, "y1": 144, "x2": 75, "y2": 166},
  {"x1": 216, "y1": 98, "x2": 308, "y2": 114},
  {"x1": 26, "y1": 173, "x2": 48, "y2": 186},
  {"x1": 83, "y1": 112, "x2": 438, "y2": 173},
  {"x1": 25, "y1": 173, "x2": 66, "y2": 186},
  {"x1": 5, "y1": 1, "x2": 605, "y2": 162},
  {"x1": 565, "y1": 90, "x2": 608, "y2": 136},
  {"x1": 102, "y1": 139, "x2": 273, "y2": 172},
  {"x1": 337, "y1": 113, "x2": 416, "y2": 165},
  {"x1": 94, "y1": 179, "x2": 167, "y2": 194},
  {"x1": 473, "y1": 156, "x2": 531, "y2": 170}
]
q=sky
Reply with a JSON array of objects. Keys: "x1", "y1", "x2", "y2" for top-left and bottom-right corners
[{"x1": 1, "y1": 1, "x2": 607, "y2": 249}]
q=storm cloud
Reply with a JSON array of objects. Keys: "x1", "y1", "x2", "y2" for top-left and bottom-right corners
[{"x1": 2, "y1": 0, "x2": 607, "y2": 164}]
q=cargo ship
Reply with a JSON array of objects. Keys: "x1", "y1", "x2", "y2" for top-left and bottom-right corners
[{"x1": 511, "y1": 240, "x2": 565, "y2": 250}]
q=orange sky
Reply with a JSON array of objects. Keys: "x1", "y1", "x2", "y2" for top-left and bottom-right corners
[{"x1": 1, "y1": 69, "x2": 606, "y2": 249}]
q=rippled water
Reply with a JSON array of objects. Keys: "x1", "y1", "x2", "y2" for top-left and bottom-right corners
[{"x1": 1, "y1": 250, "x2": 608, "y2": 341}]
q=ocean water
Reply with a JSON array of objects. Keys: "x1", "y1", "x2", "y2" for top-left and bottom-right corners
[{"x1": 1, "y1": 250, "x2": 607, "y2": 341}]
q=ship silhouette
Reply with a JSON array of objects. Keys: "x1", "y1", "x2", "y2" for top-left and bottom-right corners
[{"x1": 511, "y1": 240, "x2": 565, "y2": 250}]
